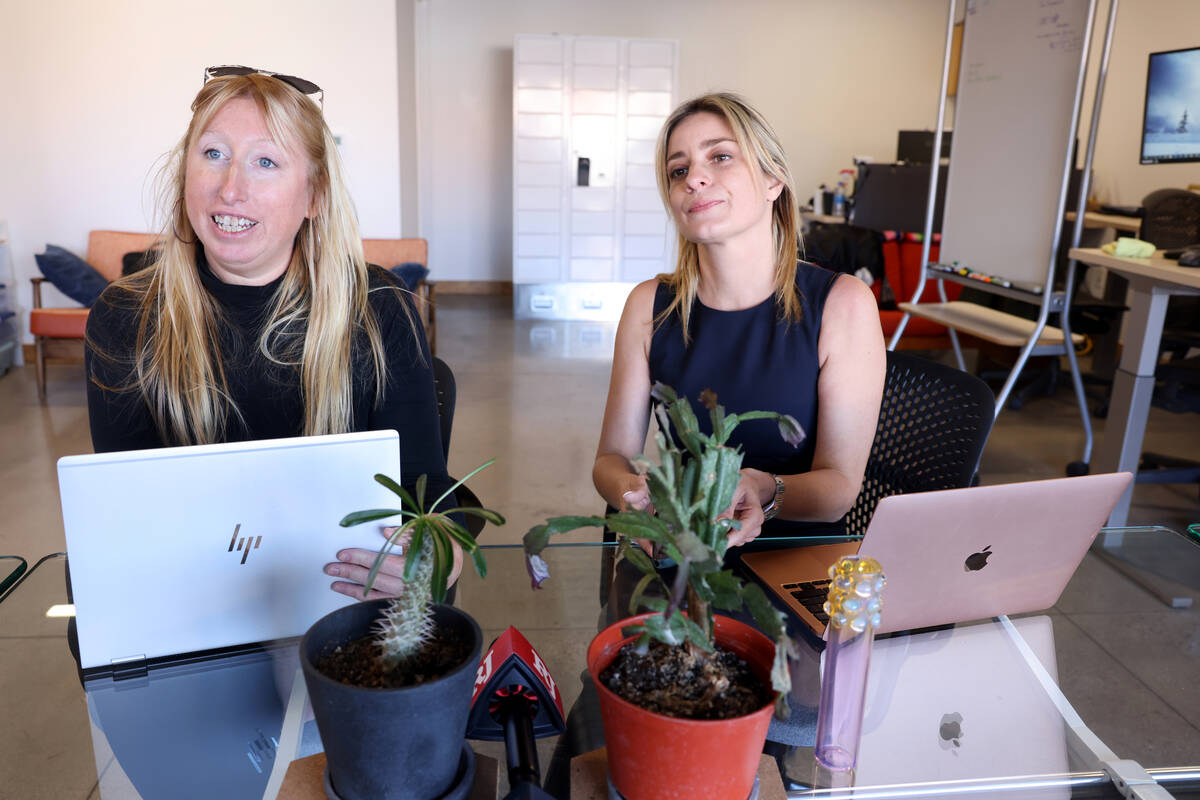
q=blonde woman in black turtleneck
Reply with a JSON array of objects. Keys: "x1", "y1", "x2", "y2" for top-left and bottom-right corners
[{"x1": 84, "y1": 69, "x2": 456, "y2": 601}]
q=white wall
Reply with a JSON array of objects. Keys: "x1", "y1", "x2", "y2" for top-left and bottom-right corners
[
  {"x1": 0, "y1": 0, "x2": 401, "y2": 343},
  {"x1": 415, "y1": 0, "x2": 951, "y2": 282},
  {"x1": 1081, "y1": 0, "x2": 1200, "y2": 205}
]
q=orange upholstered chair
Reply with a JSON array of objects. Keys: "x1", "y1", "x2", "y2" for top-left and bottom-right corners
[
  {"x1": 362, "y1": 238, "x2": 435, "y2": 355},
  {"x1": 31, "y1": 234, "x2": 435, "y2": 402},
  {"x1": 877, "y1": 236, "x2": 964, "y2": 350},
  {"x1": 30, "y1": 230, "x2": 157, "y2": 401}
]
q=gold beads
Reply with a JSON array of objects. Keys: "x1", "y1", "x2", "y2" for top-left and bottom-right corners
[{"x1": 823, "y1": 556, "x2": 886, "y2": 632}]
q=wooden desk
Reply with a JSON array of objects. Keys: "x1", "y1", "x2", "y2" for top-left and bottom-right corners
[
  {"x1": 800, "y1": 210, "x2": 846, "y2": 226},
  {"x1": 1065, "y1": 210, "x2": 1142, "y2": 234},
  {"x1": 1069, "y1": 247, "x2": 1200, "y2": 525}
]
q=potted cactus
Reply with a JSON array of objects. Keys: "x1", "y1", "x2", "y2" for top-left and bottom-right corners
[
  {"x1": 301, "y1": 462, "x2": 503, "y2": 800},
  {"x1": 524, "y1": 385, "x2": 803, "y2": 800}
]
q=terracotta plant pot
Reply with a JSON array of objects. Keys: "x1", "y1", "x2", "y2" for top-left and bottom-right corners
[
  {"x1": 300, "y1": 600, "x2": 482, "y2": 800},
  {"x1": 587, "y1": 612, "x2": 777, "y2": 800}
]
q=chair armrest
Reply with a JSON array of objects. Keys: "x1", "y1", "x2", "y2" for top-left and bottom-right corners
[{"x1": 30, "y1": 276, "x2": 46, "y2": 308}]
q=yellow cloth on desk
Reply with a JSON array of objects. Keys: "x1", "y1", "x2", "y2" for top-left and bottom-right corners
[{"x1": 1101, "y1": 237, "x2": 1156, "y2": 258}]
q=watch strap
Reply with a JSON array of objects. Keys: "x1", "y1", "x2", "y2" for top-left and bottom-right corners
[{"x1": 762, "y1": 474, "x2": 785, "y2": 521}]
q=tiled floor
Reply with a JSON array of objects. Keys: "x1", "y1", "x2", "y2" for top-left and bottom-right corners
[{"x1": 1, "y1": 294, "x2": 1197, "y2": 797}]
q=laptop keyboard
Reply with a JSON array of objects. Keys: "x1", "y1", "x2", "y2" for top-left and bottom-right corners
[{"x1": 783, "y1": 579, "x2": 832, "y2": 625}]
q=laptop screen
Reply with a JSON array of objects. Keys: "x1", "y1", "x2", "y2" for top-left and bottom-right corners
[{"x1": 60, "y1": 431, "x2": 402, "y2": 672}]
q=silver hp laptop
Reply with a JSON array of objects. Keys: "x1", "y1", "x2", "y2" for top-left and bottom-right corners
[
  {"x1": 741, "y1": 472, "x2": 1133, "y2": 636},
  {"x1": 60, "y1": 430, "x2": 402, "y2": 674}
]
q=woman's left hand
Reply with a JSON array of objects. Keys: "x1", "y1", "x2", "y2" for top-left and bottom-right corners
[
  {"x1": 325, "y1": 527, "x2": 464, "y2": 601},
  {"x1": 722, "y1": 469, "x2": 774, "y2": 548}
]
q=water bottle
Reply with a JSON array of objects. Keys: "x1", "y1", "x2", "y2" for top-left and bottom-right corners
[{"x1": 833, "y1": 182, "x2": 846, "y2": 219}]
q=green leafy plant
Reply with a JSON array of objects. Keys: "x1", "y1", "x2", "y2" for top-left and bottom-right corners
[
  {"x1": 340, "y1": 460, "x2": 504, "y2": 670},
  {"x1": 524, "y1": 384, "x2": 804, "y2": 712}
]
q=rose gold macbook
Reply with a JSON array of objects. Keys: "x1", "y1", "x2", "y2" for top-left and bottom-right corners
[{"x1": 739, "y1": 472, "x2": 1133, "y2": 636}]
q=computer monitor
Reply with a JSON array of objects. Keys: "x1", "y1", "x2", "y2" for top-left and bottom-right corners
[
  {"x1": 853, "y1": 162, "x2": 949, "y2": 234},
  {"x1": 897, "y1": 130, "x2": 952, "y2": 164},
  {"x1": 1141, "y1": 46, "x2": 1200, "y2": 165}
]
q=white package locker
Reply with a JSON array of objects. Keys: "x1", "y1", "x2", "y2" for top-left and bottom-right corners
[{"x1": 513, "y1": 35, "x2": 678, "y2": 320}]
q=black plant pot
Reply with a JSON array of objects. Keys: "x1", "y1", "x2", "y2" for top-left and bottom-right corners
[{"x1": 301, "y1": 600, "x2": 482, "y2": 800}]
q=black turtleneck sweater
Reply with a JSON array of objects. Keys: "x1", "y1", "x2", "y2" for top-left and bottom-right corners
[{"x1": 84, "y1": 257, "x2": 452, "y2": 506}]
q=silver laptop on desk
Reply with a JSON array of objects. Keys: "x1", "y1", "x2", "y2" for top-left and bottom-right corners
[
  {"x1": 741, "y1": 472, "x2": 1133, "y2": 636},
  {"x1": 59, "y1": 430, "x2": 402, "y2": 674}
]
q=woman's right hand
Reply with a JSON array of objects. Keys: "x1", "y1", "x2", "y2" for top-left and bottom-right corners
[
  {"x1": 618, "y1": 474, "x2": 657, "y2": 557},
  {"x1": 593, "y1": 279, "x2": 659, "y2": 558},
  {"x1": 620, "y1": 474, "x2": 655, "y2": 514}
]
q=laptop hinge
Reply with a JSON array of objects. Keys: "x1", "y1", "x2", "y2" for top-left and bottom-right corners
[{"x1": 111, "y1": 654, "x2": 148, "y2": 681}]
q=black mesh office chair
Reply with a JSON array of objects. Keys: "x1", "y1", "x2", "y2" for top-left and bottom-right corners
[
  {"x1": 431, "y1": 356, "x2": 456, "y2": 464},
  {"x1": 845, "y1": 350, "x2": 996, "y2": 535},
  {"x1": 431, "y1": 356, "x2": 486, "y2": 539},
  {"x1": 1140, "y1": 188, "x2": 1200, "y2": 249}
]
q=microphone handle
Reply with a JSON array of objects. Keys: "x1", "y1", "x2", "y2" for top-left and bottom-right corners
[{"x1": 498, "y1": 694, "x2": 541, "y2": 788}]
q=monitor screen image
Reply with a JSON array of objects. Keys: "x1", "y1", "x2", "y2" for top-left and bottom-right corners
[{"x1": 1141, "y1": 46, "x2": 1200, "y2": 165}]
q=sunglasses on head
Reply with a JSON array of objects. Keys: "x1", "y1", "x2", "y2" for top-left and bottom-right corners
[{"x1": 203, "y1": 65, "x2": 323, "y2": 107}]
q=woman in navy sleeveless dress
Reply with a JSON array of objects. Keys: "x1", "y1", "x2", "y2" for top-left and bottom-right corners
[{"x1": 593, "y1": 93, "x2": 884, "y2": 546}]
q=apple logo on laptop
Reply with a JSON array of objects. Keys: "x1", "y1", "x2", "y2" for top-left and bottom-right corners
[
  {"x1": 964, "y1": 545, "x2": 992, "y2": 572},
  {"x1": 938, "y1": 712, "x2": 964, "y2": 751}
]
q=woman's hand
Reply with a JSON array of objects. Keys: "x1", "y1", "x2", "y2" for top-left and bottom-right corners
[
  {"x1": 620, "y1": 474, "x2": 655, "y2": 514},
  {"x1": 722, "y1": 469, "x2": 774, "y2": 548},
  {"x1": 325, "y1": 527, "x2": 464, "y2": 601},
  {"x1": 617, "y1": 474, "x2": 659, "y2": 557}
]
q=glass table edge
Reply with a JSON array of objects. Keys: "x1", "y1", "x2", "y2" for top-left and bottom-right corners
[
  {"x1": 0, "y1": 554, "x2": 30, "y2": 600},
  {"x1": 787, "y1": 770, "x2": 1111, "y2": 798},
  {"x1": 784, "y1": 765, "x2": 1200, "y2": 798}
]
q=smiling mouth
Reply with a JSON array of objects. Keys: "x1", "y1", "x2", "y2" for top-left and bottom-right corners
[{"x1": 212, "y1": 214, "x2": 258, "y2": 233}]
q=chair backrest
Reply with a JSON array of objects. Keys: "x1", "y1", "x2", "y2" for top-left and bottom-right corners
[
  {"x1": 844, "y1": 351, "x2": 995, "y2": 536},
  {"x1": 362, "y1": 238, "x2": 428, "y2": 269},
  {"x1": 431, "y1": 356, "x2": 455, "y2": 462},
  {"x1": 86, "y1": 231, "x2": 160, "y2": 282},
  {"x1": 1139, "y1": 189, "x2": 1200, "y2": 250},
  {"x1": 427, "y1": 356, "x2": 487, "y2": 547}
]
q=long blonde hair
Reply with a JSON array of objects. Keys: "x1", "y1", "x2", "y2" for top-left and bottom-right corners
[
  {"x1": 93, "y1": 73, "x2": 393, "y2": 445},
  {"x1": 654, "y1": 93, "x2": 803, "y2": 341}
]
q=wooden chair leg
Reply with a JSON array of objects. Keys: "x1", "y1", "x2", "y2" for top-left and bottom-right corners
[
  {"x1": 427, "y1": 283, "x2": 437, "y2": 356},
  {"x1": 35, "y1": 336, "x2": 47, "y2": 403}
]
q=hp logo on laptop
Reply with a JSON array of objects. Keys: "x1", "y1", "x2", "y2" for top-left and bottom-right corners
[{"x1": 228, "y1": 524, "x2": 262, "y2": 565}]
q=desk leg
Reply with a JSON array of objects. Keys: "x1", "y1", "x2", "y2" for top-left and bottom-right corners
[{"x1": 1093, "y1": 284, "x2": 1170, "y2": 526}]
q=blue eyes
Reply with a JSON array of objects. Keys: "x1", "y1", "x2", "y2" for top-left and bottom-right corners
[{"x1": 200, "y1": 149, "x2": 277, "y2": 169}]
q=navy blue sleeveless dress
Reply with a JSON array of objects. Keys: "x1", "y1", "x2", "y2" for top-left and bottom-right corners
[{"x1": 648, "y1": 261, "x2": 845, "y2": 538}]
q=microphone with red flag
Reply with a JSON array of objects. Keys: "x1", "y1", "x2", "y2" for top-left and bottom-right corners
[{"x1": 467, "y1": 627, "x2": 565, "y2": 799}]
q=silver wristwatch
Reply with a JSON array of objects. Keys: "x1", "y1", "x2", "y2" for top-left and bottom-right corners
[{"x1": 762, "y1": 474, "x2": 786, "y2": 521}]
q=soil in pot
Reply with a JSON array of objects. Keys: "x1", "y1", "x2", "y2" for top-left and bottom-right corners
[
  {"x1": 598, "y1": 638, "x2": 771, "y2": 719},
  {"x1": 317, "y1": 623, "x2": 472, "y2": 689}
]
